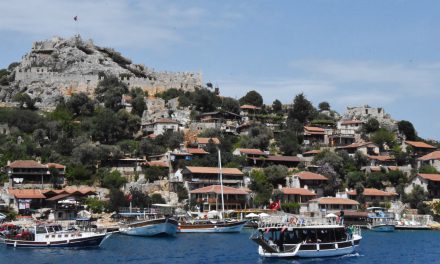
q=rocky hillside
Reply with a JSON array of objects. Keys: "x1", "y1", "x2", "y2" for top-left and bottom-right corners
[{"x1": 0, "y1": 35, "x2": 202, "y2": 108}]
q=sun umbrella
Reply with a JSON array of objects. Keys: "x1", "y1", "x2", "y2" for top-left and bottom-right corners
[
  {"x1": 259, "y1": 213, "x2": 270, "y2": 218},
  {"x1": 245, "y1": 213, "x2": 258, "y2": 218},
  {"x1": 325, "y1": 213, "x2": 338, "y2": 218}
]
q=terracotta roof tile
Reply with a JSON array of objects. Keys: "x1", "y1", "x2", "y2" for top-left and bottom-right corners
[
  {"x1": 418, "y1": 151, "x2": 440, "y2": 161},
  {"x1": 186, "y1": 148, "x2": 209, "y2": 155},
  {"x1": 280, "y1": 188, "x2": 316, "y2": 196},
  {"x1": 236, "y1": 148, "x2": 267, "y2": 156},
  {"x1": 310, "y1": 197, "x2": 359, "y2": 205},
  {"x1": 46, "y1": 163, "x2": 66, "y2": 169},
  {"x1": 337, "y1": 142, "x2": 378, "y2": 149},
  {"x1": 295, "y1": 171, "x2": 328, "y2": 181},
  {"x1": 405, "y1": 140, "x2": 436, "y2": 149},
  {"x1": 240, "y1": 104, "x2": 260, "y2": 110},
  {"x1": 185, "y1": 166, "x2": 244, "y2": 176},
  {"x1": 190, "y1": 185, "x2": 248, "y2": 195},
  {"x1": 418, "y1": 173, "x2": 440, "y2": 182},
  {"x1": 196, "y1": 137, "x2": 220, "y2": 145},
  {"x1": 8, "y1": 160, "x2": 47, "y2": 169},
  {"x1": 266, "y1": 156, "x2": 302, "y2": 162},
  {"x1": 347, "y1": 188, "x2": 397, "y2": 196},
  {"x1": 8, "y1": 189, "x2": 46, "y2": 199},
  {"x1": 303, "y1": 150, "x2": 321, "y2": 155}
]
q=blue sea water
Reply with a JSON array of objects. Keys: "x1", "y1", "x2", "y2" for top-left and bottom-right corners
[{"x1": 1, "y1": 229, "x2": 439, "y2": 264}]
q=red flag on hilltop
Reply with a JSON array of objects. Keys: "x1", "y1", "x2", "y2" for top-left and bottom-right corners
[
  {"x1": 126, "y1": 193, "x2": 132, "y2": 202},
  {"x1": 269, "y1": 200, "x2": 280, "y2": 210}
]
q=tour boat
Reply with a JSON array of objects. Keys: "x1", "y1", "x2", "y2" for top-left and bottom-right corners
[
  {"x1": 250, "y1": 215, "x2": 362, "y2": 258},
  {"x1": 118, "y1": 206, "x2": 178, "y2": 236},
  {"x1": 4, "y1": 223, "x2": 110, "y2": 248},
  {"x1": 367, "y1": 207, "x2": 395, "y2": 232}
]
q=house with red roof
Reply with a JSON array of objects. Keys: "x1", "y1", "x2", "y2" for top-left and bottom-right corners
[
  {"x1": 336, "y1": 142, "x2": 379, "y2": 157},
  {"x1": 303, "y1": 126, "x2": 328, "y2": 146},
  {"x1": 5, "y1": 160, "x2": 66, "y2": 189},
  {"x1": 239, "y1": 104, "x2": 260, "y2": 121},
  {"x1": 346, "y1": 188, "x2": 398, "y2": 205},
  {"x1": 190, "y1": 185, "x2": 249, "y2": 211},
  {"x1": 402, "y1": 140, "x2": 436, "y2": 157},
  {"x1": 308, "y1": 197, "x2": 359, "y2": 213},
  {"x1": 195, "y1": 137, "x2": 220, "y2": 148},
  {"x1": 141, "y1": 118, "x2": 180, "y2": 136},
  {"x1": 405, "y1": 173, "x2": 440, "y2": 198},
  {"x1": 278, "y1": 187, "x2": 317, "y2": 212},
  {"x1": 417, "y1": 151, "x2": 440, "y2": 172},
  {"x1": 181, "y1": 166, "x2": 245, "y2": 190},
  {"x1": 288, "y1": 171, "x2": 328, "y2": 196},
  {"x1": 101, "y1": 158, "x2": 147, "y2": 182}
]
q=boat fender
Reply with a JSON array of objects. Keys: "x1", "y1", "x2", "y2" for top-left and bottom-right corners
[{"x1": 14, "y1": 241, "x2": 17, "y2": 248}]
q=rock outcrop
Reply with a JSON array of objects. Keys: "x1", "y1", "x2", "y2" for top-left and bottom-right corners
[{"x1": 0, "y1": 35, "x2": 202, "y2": 109}]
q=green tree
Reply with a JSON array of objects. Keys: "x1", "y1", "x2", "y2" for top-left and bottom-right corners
[
  {"x1": 66, "y1": 164, "x2": 94, "y2": 184},
  {"x1": 239, "y1": 90, "x2": 263, "y2": 107},
  {"x1": 398, "y1": 120, "x2": 417, "y2": 141},
  {"x1": 404, "y1": 185, "x2": 430, "y2": 214},
  {"x1": 107, "y1": 188, "x2": 128, "y2": 212},
  {"x1": 102, "y1": 170, "x2": 127, "y2": 189},
  {"x1": 221, "y1": 97, "x2": 240, "y2": 114},
  {"x1": 130, "y1": 187, "x2": 151, "y2": 208},
  {"x1": 95, "y1": 75, "x2": 129, "y2": 111},
  {"x1": 130, "y1": 87, "x2": 147, "y2": 117},
  {"x1": 318, "y1": 101, "x2": 330, "y2": 111},
  {"x1": 249, "y1": 170, "x2": 273, "y2": 207},
  {"x1": 12, "y1": 93, "x2": 40, "y2": 110},
  {"x1": 272, "y1": 99, "x2": 283, "y2": 114},
  {"x1": 365, "y1": 172, "x2": 385, "y2": 189},
  {"x1": 151, "y1": 193, "x2": 166, "y2": 204},
  {"x1": 370, "y1": 128, "x2": 396, "y2": 150},
  {"x1": 92, "y1": 108, "x2": 123, "y2": 143},
  {"x1": 287, "y1": 93, "x2": 317, "y2": 124},
  {"x1": 144, "y1": 166, "x2": 168, "y2": 182},
  {"x1": 85, "y1": 197, "x2": 106, "y2": 213},
  {"x1": 364, "y1": 118, "x2": 380, "y2": 133},
  {"x1": 277, "y1": 130, "x2": 300, "y2": 156},
  {"x1": 419, "y1": 165, "x2": 439, "y2": 174},
  {"x1": 66, "y1": 93, "x2": 95, "y2": 116},
  {"x1": 346, "y1": 171, "x2": 365, "y2": 189},
  {"x1": 264, "y1": 165, "x2": 289, "y2": 187}
]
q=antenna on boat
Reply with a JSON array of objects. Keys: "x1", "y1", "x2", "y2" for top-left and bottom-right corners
[{"x1": 218, "y1": 148, "x2": 225, "y2": 220}]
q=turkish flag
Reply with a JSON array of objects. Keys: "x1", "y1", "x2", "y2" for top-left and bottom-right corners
[
  {"x1": 269, "y1": 200, "x2": 280, "y2": 210},
  {"x1": 126, "y1": 194, "x2": 133, "y2": 202}
]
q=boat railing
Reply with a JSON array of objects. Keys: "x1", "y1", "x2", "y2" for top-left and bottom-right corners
[{"x1": 258, "y1": 215, "x2": 342, "y2": 229}]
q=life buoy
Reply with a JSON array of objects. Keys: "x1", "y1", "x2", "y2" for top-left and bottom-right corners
[{"x1": 289, "y1": 216, "x2": 297, "y2": 225}]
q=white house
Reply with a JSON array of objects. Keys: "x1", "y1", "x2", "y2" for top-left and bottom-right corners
[{"x1": 142, "y1": 118, "x2": 180, "y2": 136}]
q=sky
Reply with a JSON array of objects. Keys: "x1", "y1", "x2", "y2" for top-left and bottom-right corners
[{"x1": 1, "y1": 0, "x2": 439, "y2": 140}]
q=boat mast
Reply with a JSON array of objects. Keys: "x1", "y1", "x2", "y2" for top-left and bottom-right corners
[{"x1": 218, "y1": 149, "x2": 225, "y2": 220}]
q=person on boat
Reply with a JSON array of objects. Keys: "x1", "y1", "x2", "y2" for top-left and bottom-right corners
[{"x1": 339, "y1": 210, "x2": 345, "y2": 225}]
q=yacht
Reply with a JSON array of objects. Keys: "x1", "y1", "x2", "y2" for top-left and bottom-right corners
[{"x1": 250, "y1": 214, "x2": 362, "y2": 258}]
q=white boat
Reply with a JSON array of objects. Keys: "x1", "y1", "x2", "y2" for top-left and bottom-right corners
[
  {"x1": 367, "y1": 207, "x2": 395, "y2": 232},
  {"x1": 177, "y1": 218, "x2": 247, "y2": 233},
  {"x1": 4, "y1": 223, "x2": 110, "y2": 248},
  {"x1": 250, "y1": 215, "x2": 362, "y2": 258},
  {"x1": 118, "y1": 206, "x2": 178, "y2": 236}
]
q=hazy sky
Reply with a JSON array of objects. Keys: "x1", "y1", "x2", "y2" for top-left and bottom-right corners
[{"x1": 1, "y1": 0, "x2": 439, "y2": 140}]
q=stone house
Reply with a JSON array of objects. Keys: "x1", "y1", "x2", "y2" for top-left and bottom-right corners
[
  {"x1": 405, "y1": 173, "x2": 440, "y2": 198},
  {"x1": 402, "y1": 140, "x2": 436, "y2": 157},
  {"x1": 417, "y1": 151, "x2": 440, "y2": 172},
  {"x1": 336, "y1": 142, "x2": 380, "y2": 157},
  {"x1": 308, "y1": 197, "x2": 359, "y2": 213},
  {"x1": 287, "y1": 171, "x2": 328, "y2": 197},
  {"x1": 142, "y1": 118, "x2": 180, "y2": 136},
  {"x1": 190, "y1": 185, "x2": 249, "y2": 211},
  {"x1": 346, "y1": 188, "x2": 398, "y2": 205}
]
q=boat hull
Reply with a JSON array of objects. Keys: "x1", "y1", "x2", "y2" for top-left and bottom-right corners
[
  {"x1": 5, "y1": 234, "x2": 109, "y2": 248},
  {"x1": 369, "y1": 224, "x2": 395, "y2": 232},
  {"x1": 178, "y1": 221, "x2": 246, "y2": 233},
  {"x1": 258, "y1": 236, "x2": 362, "y2": 258},
  {"x1": 120, "y1": 218, "x2": 178, "y2": 236}
]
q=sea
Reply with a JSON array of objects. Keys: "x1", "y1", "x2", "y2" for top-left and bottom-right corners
[{"x1": 1, "y1": 229, "x2": 439, "y2": 264}]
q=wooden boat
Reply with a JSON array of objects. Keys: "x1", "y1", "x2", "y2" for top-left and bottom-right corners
[
  {"x1": 4, "y1": 223, "x2": 110, "y2": 248},
  {"x1": 118, "y1": 205, "x2": 178, "y2": 236},
  {"x1": 250, "y1": 215, "x2": 362, "y2": 258},
  {"x1": 177, "y1": 218, "x2": 247, "y2": 233}
]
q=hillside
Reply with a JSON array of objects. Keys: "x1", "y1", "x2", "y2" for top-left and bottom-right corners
[{"x1": 0, "y1": 35, "x2": 202, "y2": 108}]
